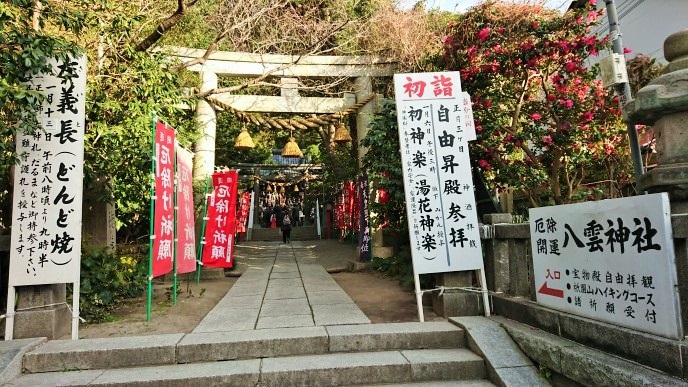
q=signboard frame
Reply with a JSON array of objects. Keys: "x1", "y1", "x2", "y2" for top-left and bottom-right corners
[
  {"x1": 6, "y1": 54, "x2": 87, "y2": 340},
  {"x1": 393, "y1": 71, "x2": 489, "y2": 321},
  {"x1": 529, "y1": 193, "x2": 682, "y2": 339}
]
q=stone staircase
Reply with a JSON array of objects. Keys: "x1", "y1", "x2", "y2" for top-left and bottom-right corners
[
  {"x1": 8, "y1": 321, "x2": 495, "y2": 386},
  {"x1": 250, "y1": 225, "x2": 320, "y2": 241}
]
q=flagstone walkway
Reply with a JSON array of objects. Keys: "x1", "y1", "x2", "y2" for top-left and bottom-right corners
[{"x1": 192, "y1": 241, "x2": 370, "y2": 333}]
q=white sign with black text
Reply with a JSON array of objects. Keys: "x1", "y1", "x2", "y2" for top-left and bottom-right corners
[
  {"x1": 529, "y1": 193, "x2": 682, "y2": 339},
  {"x1": 393, "y1": 71, "x2": 483, "y2": 275},
  {"x1": 10, "y1": 55, "x2": 86, "y2": 287}
]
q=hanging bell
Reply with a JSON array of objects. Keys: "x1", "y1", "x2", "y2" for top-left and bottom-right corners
[
  {"x1": 281, "y1": 137, "x2": 303, "y2": 158},
  {"x1": 234, "y1": 126, "x2": 255, "y2": 149},
  {"x1": 333, "y1": 122, "x2": 352, "y2": 143}
]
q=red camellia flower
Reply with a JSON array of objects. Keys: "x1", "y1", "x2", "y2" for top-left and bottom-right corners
[
  {"x1": 479, "y1": 159, "x2": 489, "y2": 168},
  {"x1": 531, "y1": 113, "x2": 542, "y2": 121},
  {"x1": 532, "y1": 21, "x2": 539, "y2": 29},
  {"x1": 477, "y1": 27, "x2": 491, "y2": 42},
  {"x1": 564, "y1": 60, "x2": 578, "y2": 72}
]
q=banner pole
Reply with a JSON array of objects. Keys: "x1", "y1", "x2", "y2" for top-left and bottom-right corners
[
  {"x1": 172, "y1": 140, "x2": 178, "y2": 305},
  {"x1": 414, "y1": 272, "x2": 425, "y2": 322},
  {"x1": 147, "y1": 114, "x2": 157, "y2": 322},
  {"x1": 196, "y1": 176, "x2": 210, "y2": 284}
]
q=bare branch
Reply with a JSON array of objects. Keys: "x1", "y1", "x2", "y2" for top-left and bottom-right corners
[{"x1": 135, "y1": 0, "x2": 199, "y2": 52}]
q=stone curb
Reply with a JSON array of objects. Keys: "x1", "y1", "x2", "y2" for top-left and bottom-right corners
[
  {"x1": 493, "y1": 315, "x2": 686, "y2": 386},
  {"x1": 449, "y1": 316, "x2": 550, "y2": 387},
  {"x1": 0, "y1": 337, "x2": 46, "y2": 384}
]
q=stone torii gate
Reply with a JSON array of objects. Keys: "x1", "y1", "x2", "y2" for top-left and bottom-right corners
[{"x1": 163, "y1": 46, "x2": 397, "y2": 182}]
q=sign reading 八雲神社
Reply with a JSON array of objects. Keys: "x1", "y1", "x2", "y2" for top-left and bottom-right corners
[
  {"x1": 10, "y1": 55, "x2": 87, "y2": 286},
  {"x1": 393, "y1": 72, "x2": 483, "y2": 275},
  {"x1": 529, "y1": 193, "x2": 682, "y2": 339}
]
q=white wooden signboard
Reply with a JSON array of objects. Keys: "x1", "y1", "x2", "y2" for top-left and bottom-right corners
[
  {"x1": 7, "y1": 54, "x2": 87, "y2": 340},
  {"x1": 529, "y1": 193, "x2": 682, "y2": 339},
  {"x1": 393, "y1": 71, "x2": 489, "y2": 322},
  {"x1": 393, "y1": 71, "x2": 483, "y2": 274}
]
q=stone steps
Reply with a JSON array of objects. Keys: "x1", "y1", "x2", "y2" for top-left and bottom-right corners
[
  {"x1": 10, "y1": 348, "x2": 487, "y2": 386},
  {"x1": 21, "y1": 322, "x2": 464, "y2": 373}
]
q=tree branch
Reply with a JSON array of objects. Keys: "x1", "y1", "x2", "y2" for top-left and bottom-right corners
[{"x1": 135, "y1": 0, "x2": 199, "y2": 52}]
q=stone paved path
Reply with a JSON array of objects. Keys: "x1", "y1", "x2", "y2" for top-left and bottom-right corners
[{"x1": 193, "y1": 241, "x2": 370, "y2": 333}]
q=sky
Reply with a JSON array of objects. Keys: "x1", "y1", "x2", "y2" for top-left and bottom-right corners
[{"x1": 399, "y1": 0, "x2": 573, "y2": 13}]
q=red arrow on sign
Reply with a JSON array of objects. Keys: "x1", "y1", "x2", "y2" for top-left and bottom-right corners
[{"x1": 538, "y1": 282, "x2": 564, "y2": 298}]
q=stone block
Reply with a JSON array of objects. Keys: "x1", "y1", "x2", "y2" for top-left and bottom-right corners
[
  {"x1": 402, "y1": 348, "x2": 485, "y2": 382},
  {"x1": 491, "y1": 296, "x2": 560, "y2": 335},
  {"x1": 372, "y1": 246, "x2": 394, "y2": 258},
  {"x1": 672, "y1": 214, "x2": 688, "y2": 238},
  {"x1": 269, "y1": 271, "x2": 300, "y2": 279},
  {"x1": 13, "y1": 304, "x2": 71, "y2": 340},
  {"x1": 558, "y1": 313, "x2": 683, "y2": 377},
  {"x1": 0, "y1": 338, "x2": 46, "y2": 384},
  {"x1": 177, "y1": 327, "x2": 328, "y2": 363},
  {"x1": 259, "y1": 351, "x2": 410, "y2": 386},
  {"x1": 192, "y1": 308, "x2": 259, "y2": 333},
  {"x1": 347, "y1": 260, "x2": 370, "y2": 272},
  {"x1": 23, "y1": 334, "x2": 183, "y2": 373},
  {"x1": 327, "y1": 322, "x2": 463, "y2": 352},
  {"x1": 482, "y1": 214, "x2": 513, "y2": 225},
  {"x1": 486, "y1": 365, "x2": 550, "y2": 387},
  {"x1": 264, "y1": 285, "x2": 306, "y2": 300},
  {"x1": 483, "y1": 238, "x2": 510, "y2": 294},
  {"x1": 681, "y1": 343, "x2": 688, "y2": 379},
  {"x1": 494, "y1": 316, "x2": 572, "y2": 374},
  {"x1": 432, "y1": 291, "x2": 482, "y2": 318},
  {"x1": 560, "y1": 344, "x2": 684, "y2": 387},
  {"x1": 494, "y1": 223, "x2": 530, "y2": 239},
  {"x1": 312, "y1": 303, "x2": 370, "y2": 325},
  {"x1": 7, "y1": 369, "x2": 104, "y2": 386},
  {"x1": 255, "y1": 315, "x2": 315, "y2": 329},
  {"x1": 259, "y1": 298, "x2": 311, "y2": 317},
  {"x1": 450, "y1": 317, "x2": 532, "y2": 369},
  {"x1": 306, "y1": 290, "x2": 355, "y2": 305},
  {"x1": 509, "y1": 239, "x2": 532, "y2": 297},
  {"x1": 89, "y1": 359, "x2": 260, "y2": 386}
]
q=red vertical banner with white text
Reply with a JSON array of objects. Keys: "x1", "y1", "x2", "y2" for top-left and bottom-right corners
[
  {"x1": 236, "y1": 192, "x2": 250, "y2": 233},
  {"x1": 152, "y1": 122, "x2": 175, "y2": 277},
  {"x1": 175, "y1": 145, "x2": 196, "y2": 274},
  {"x1": 201, "y1": 170, "x2": 238, "y2": 269}
]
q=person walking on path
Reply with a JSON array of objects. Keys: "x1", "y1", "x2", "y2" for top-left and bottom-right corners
[{"x1": 281, "y1": 213, "x2": 292, "y2": 243}]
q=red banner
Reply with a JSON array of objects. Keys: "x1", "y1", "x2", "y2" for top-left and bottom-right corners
[
  {"x1": 152, "y1": 122, "x2": 175, "y2": 278},
  {"x1": 175, "y1": 145, "x2": 196, "y2": 274},
  {"x1": 201, "y1": 170, "x2": 238, "y2": 269},
  {"x1": 236, "y1": 192, "x2": 251, "y2": 233}
]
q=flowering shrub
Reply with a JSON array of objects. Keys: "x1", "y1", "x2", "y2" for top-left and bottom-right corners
[{"x1": 437, "y1": 0, "x2": 632, "y2": 205}]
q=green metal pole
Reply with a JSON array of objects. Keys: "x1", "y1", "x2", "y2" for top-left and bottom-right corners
[
  {"x1": 196, "y1": 176, "x2": 210, "y2": 284},
  {"x1": 172, "y1": 134, "x2": 178, "y2": 305},
  {"x1": 147, "y1": 114, "x2": 157, "y2": 322}
]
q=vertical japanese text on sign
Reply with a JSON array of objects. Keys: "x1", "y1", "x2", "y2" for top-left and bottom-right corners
[
  {"x1": 393, "y1": 71, "x2": 483, "y2": 275},
  {"x1": 152, "y1": 122, "x2": 176, "y2": 278},
  {"x1": 175, "y1": 145, "x2": 196, "y2": 274},
  {"x1": 9, "y1": 55, "x2": 87, "y2": 286},
  {"x1": 201, "y1": 170, "x2": 239, "y2": 269}
]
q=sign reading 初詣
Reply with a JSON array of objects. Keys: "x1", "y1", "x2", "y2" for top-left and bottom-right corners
[
  {"x1": 393, "y1": 71, "x2": 483, "y2": 275},
  {"x1": 529, "y1": 193, "x2": 682, "y2": 339}
]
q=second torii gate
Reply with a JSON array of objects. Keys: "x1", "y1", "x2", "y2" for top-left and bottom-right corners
[{"x1": 162, "y1": 46, "x2": 397, "y2": 182}]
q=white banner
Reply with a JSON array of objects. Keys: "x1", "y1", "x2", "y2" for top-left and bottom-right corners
[
  {"x1": 10, "y1": 55, "x2": 87, "y2": 286},
  {"x1": 393, "y1": 72, "x2": 483, "y2": 274},
  {"x1": 529, "y1": 193, "x2": 682, "y2": 339}
]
